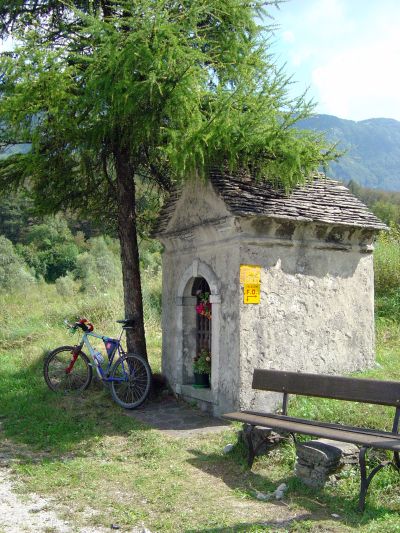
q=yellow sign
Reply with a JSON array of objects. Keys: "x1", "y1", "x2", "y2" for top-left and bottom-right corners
[
  {"x1": 244, "y1": 283, "x2": 261, "y2": 304},
  {"x1": 240, "y1": 264, "x2": 261, "y2": 285}
]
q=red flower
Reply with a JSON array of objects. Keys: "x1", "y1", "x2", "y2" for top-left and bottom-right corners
[
  {"x1": 196, "y1": 303, "x2": 205, "y2": 315},
  {"x1": 195, "y1": 293, "x2": 212, "y2": 319}
]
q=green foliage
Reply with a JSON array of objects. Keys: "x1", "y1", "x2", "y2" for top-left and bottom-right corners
[
  {"x1": 0, "y1": 191, "x2": 36, "y2": 243},
  {"x1": 55, "y1": 272, "x2": 80, "y2": 297},
  {"x1": 74, "y1": 236, "x2": 122, "y2": 294},
  {"x1": 0, "y1": 1, "x2": 336, "y2": 211},
  {"x1": 0, "y1": 0, "x2": 337, "y2": 357},
  {"x1": 193, "y1": 348, "x2": 212, "y2": 374},
  {"x1": 374, "y1": 225, "x2": 400, "y2": 296},
  {"x1": 374, "y1": 225, "x2": 400, "y2": 323},
  {"x1": 0, "y1": 235, "x2": 34, "y2": 290},
  {"x1": 70, "y1": 235, "x2": 162, "y2": 325},
  {"x1": 139, "y1": 239, "x2": 162, "y2": 274},
  {"x1": 137, "y1": 240, "x2": 162, "y2": 327},
  {"x1": 348, "y1": 180, "x2": 400, "y2": 226},
  {"x1": 16, "y1": 216, "x2": 80, "y2": 282}
]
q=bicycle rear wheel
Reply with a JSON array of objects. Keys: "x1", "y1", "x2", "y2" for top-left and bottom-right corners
[
  {"x1": 44, "y1": 346, "x2": 92, "y2": 393},
  {"x1": 110, "y1": 354, "x2": 151, "y2": 409}
]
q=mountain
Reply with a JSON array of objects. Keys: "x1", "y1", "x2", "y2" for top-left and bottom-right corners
[
  {"x1": 2, "y1": 113, "x2": 400, "y2": 191},
  {"x1": 297, "y1": 114, "x2": 400, "y2": 191}
]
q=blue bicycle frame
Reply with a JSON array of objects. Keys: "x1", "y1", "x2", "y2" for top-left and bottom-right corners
[{"x1": 79, "y1": 330, "x2": 128, "y2": 383}]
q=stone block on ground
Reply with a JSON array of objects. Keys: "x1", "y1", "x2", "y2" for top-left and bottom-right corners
[
  {"x1": 240, "y1": 424, "x2": 284, "y2": 456},
  {"x1": 295, "y1": 439, "x2": 359, "y2": 489}
]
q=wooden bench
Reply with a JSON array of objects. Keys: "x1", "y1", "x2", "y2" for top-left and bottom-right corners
[{"x1": 223, "y1": 369, "x2": 400, "y2": 511}]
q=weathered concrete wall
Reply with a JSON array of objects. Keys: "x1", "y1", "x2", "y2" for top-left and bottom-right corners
[
  {"x1": 159, "y1": 181, "x2": 241, "y2": 415},
  {"x1": 238, "y1": 218, "x2": 376, "y2": 412},
  {"x1": 158, "y1": 181, "x2": 377, "y2": 416}
]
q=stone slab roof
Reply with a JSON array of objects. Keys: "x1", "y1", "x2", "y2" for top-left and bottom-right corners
[{"x1": 154, "y1": 169, "x2": 387, "y2": 235}]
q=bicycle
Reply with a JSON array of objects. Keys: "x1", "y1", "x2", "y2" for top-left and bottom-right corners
[{"x1": 43, "y1": 318, "x2": 152, "y2": 409}]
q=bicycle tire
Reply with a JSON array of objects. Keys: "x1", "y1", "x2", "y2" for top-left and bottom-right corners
[
  {"x1": 109, "y1": 353, "x2": 151, "y2": 409},
  {"x1": 44, "y1": 345, "x2": 92, "y2": 393}
]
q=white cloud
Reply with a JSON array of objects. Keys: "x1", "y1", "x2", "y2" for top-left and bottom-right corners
[
  {"x1": 291, "y1": 47, "x2": 312, "y2": 67},
  {"x1": 312, "y1": 29, "x2": 400, "y2": 120},
  {"x1": 282, "y1": 30, "x2": 295, "y2": 43},
  {"x1": 306, "y1": 0, "x2": 344, "y2": 26},
  {"x1": 273, "y1": 0, "x2": 400, "y2": 120}
]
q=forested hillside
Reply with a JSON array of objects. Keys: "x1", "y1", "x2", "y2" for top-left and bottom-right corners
[
  {"x1": 298, "y1": 114, "x2": 400, "y2": 191},
  {"x1": 0, "y1": 192, "x2": 162, "y2": 329}
]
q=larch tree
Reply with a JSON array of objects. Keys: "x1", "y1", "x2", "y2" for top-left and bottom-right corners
[{"x1": 0, "y1": 0, "x2": 336, "y2": 361}]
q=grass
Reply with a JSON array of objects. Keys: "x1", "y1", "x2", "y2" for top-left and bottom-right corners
[{"x1": 1, "y1": 283, "x2": 400, "y2": 532}]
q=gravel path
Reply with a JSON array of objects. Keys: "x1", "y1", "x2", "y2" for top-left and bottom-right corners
[
  {"x1": 0, "y1": 464, "x2": 151, "y2": 533},
  {"x1": 0, "y1": 466, "x2": 106, "y2": 533}
]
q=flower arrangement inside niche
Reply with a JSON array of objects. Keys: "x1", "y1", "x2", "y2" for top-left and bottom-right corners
[
  {"x1": 193, "y1": 348, "x2": 211, "y2": 375},
  {"x1": 195, "y1": 290, "x2": 212, "y2": 319}
]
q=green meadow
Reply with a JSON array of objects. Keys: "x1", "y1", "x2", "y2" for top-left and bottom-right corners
[{"x1": 0, "y1": 230, "x2": 400, "y2": 532}]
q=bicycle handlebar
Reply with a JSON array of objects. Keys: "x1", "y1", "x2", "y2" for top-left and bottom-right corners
[{"x1": 64, "y1": 318, "x2": 94, "y2": 332}]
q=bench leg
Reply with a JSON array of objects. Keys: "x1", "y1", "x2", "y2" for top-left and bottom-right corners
[
  {"x1": 245, "y1": 426, "x2": 281, "y2": 468},
  {"x1": 358, "y1": 446, "x2": 391, "y2": 512},
  {"x1": 245, "y1": 425, "x2": 256, "y2": 468},
  {"x1": 394, "y1": 451, "x2": 400, "y2": 470}
]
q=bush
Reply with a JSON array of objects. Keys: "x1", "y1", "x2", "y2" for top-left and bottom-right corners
[
  {"x1": 139, "y1": 240, "x2": 162, "y2": 273},
  {"x1": 55, "y1": 273, "x2": 79, "y2": 297},
  {"x1": 139, "y1": 240, "x2": 162, "y2": 327},
  {"x1": 74, "y1": 236, "x2": 122, "y2": 293},
  {"x1": 142, "y1": 269, "x2": 162, "y2": 327},
  {"x1": 374, "y1": 225, "x2": 400, "y2": 295},
  {"x1": 0, "y1": 235, "x2": 34, "y2": 290},
  {"x1": 18, "y1": 215, "x2": 80, "y2": 282}
]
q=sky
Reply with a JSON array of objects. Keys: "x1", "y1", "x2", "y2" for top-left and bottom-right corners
[
  {"x1": 1, "y1": 0, "x2": 399, "y2": 122},
  {"x1": 269, "y1": 0, "x2": 400, "y2": 121}
]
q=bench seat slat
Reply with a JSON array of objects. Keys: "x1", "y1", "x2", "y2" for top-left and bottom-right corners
[
  {"x1": 242, "y1": 411, "x2": 400, "y2": 441},
  {"x1": 223, "y1": 411, "x2": 400, "y2": 451},
  {"x1": 252, "y1": 370, "x2": 400, "y2": 407}
]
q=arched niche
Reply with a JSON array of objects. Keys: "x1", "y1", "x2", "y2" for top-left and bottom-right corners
[{"x1": 175, "y1": 260, "x2": 221, "y2": 396}]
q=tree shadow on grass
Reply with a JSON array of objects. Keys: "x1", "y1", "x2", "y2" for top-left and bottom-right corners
[
  {"x1": 186, "y1": 445, "x2": 400, "y2": 531},
  {"x1": 0, "y1": 355, "x2": 152, "y2": 462}
]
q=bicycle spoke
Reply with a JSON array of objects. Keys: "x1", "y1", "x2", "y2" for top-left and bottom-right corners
[
  {"x1": 44, "y1": 347, "x2": 91, "y2": 393},
  {"x1": 110, "y1": 355, "x2": 151, "y2": 409}
]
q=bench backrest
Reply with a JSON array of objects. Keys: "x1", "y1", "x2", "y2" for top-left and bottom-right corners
[{"x1": 252, "y1": 369, "x2": 400, "y2": 407}]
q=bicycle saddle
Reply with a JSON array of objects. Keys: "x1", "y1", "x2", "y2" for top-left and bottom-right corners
[{"x1": 116, "y1": 319, "x2": 135, "y2": 328}]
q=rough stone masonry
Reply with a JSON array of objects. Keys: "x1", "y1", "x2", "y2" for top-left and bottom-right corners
[{"x1": 295, "y1": 439, "x2": 359, "y2": 488}]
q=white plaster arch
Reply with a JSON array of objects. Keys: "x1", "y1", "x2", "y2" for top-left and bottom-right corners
[{"x1": 176, "y1": 259, "x2": 220, "y2": 302}]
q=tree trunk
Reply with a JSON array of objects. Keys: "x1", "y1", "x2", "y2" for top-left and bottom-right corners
[{"x1": 114, "y1": 147, "x2": 148, "y2": 360}]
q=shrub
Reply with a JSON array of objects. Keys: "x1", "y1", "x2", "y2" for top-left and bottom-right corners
[
  {"x1": 142, "y1": 268, "x2": 162, "y2": 327},
  {"x1": 0, "y1": 235, "x2": 34, "y2": 290},
  {"x1": 139, "y1": 240, "x2": 162, "y2": 273},
  {"x1": 374, "y1": 225, "x2": 400, "y2": 295},
  {"x1": 75, "y1": 236, "x2": 122, "y2": 293},
  {"x1": 55, "y1": 273, "x2": 79, "y2": 297},
  {"x1": 18, "y1": 215, "x2": 80, "y2": 282}
]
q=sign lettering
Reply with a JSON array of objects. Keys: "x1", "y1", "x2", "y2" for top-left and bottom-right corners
[{"x1": 243, "y1": 283, "x2": 261, "y2": 304}]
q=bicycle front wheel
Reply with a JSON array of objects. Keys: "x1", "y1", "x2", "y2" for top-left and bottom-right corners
[
  {"x1": 110, "y1": 354, "x2": 151, "y2": 409},
  {"x1": 44, "y1": 346, "x2": 92, "y2": 393}
]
